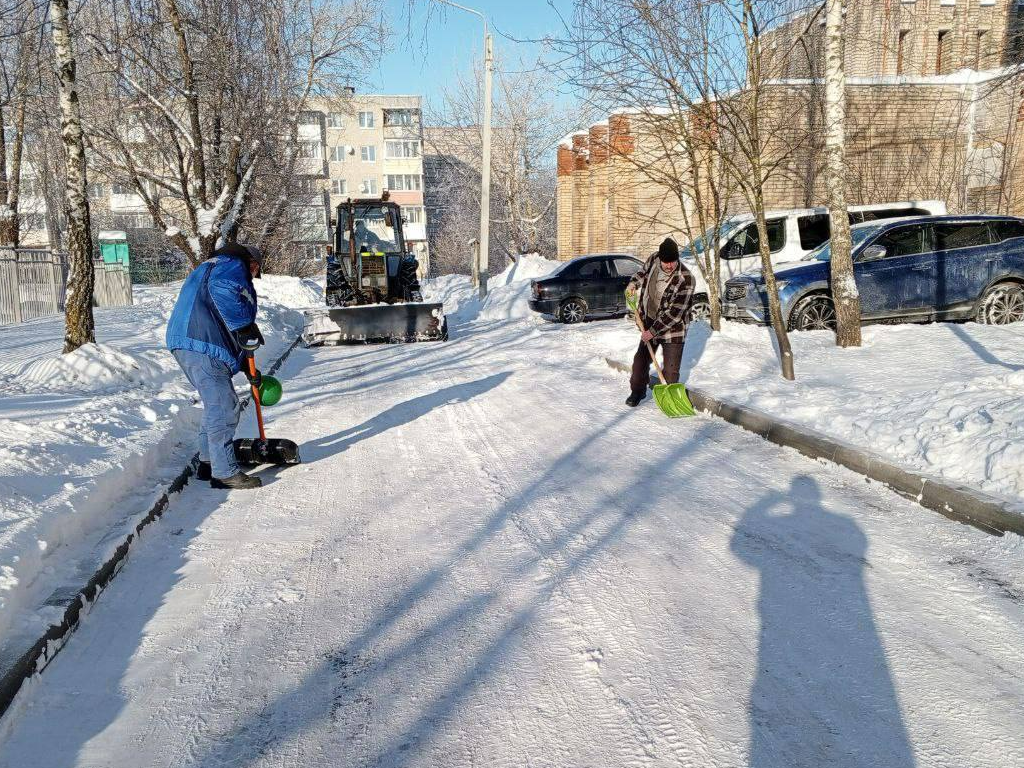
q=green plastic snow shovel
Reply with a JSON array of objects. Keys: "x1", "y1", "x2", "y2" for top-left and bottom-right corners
[{"x1": 627, "y1": 291, "x2": 695, "y2": 419}]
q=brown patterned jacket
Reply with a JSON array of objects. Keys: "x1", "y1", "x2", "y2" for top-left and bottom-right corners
[{"x1": 627, "y1": 254, "x2": 697, "y2": 341}]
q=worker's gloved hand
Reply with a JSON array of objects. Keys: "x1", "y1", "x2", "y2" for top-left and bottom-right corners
[
  {"x1": 246, "y1": 368, "x2": 263, "y2": 389},
  {"x1": 234, "y1": 323, "x2": 265, "y2": 351}
]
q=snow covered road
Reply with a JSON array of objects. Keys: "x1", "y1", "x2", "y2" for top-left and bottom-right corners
[{"x1": 1, "y1": 316, "x2": 1023, "y2": 767}]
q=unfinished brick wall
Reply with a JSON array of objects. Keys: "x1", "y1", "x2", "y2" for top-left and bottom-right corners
[
  {"x1": 765, "y1": 0, "x2": 1020, "y2": 78},
  {"x1": 587, "y1": 124, "x2": 610, "y2": 254},
  {"x1": 556, "y1": 145, "x2": 574, "y2": 260},
  {"x1": 571, "y1": 134, "x2": 590, "y2": 257}
]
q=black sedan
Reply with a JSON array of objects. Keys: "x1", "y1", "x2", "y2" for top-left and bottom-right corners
[{"x1": 528, "y1": 254, "x2": 643, "y2": 323}]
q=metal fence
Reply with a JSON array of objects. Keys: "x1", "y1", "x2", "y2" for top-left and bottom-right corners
[{"x1": 0, "y1": 248, "x2": 133, "y2": 326}]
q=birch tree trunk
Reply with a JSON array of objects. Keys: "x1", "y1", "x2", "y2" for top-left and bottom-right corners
[
  {"x1": 51, "y1": 0, "x2": 96, "y2": 353},
  {"x1": 824, "y1": 0, "x2": 862, "y2": 347}
]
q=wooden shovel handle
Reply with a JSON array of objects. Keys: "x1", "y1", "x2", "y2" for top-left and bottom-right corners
[
  {"x1": 633, "y1": 309, "x2": 666, "y2": 385},
  {"x1": 247, "y1": 354, "x2": 267, "y2": 441}
]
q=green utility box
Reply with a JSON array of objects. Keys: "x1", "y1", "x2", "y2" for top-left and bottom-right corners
[{"x1": 98, "y1": 231, "x2": 129, "y2": 267}]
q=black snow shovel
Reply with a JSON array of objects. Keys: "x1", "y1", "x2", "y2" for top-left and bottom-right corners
[{"x1": 233, "y1": 353, "x2": 301, "y2": 467}]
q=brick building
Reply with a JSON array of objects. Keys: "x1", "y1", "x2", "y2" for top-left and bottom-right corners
[{"x1": 556, "y1": 0, "x2": 1024, "y2": 260}]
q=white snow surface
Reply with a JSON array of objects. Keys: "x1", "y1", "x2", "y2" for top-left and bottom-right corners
[
  {"x1": 0, "y1": 275, "x2": 317, "y2": 653},
  {"x1": 591, "y1": 317, "x2": 1024, "y2": 505},
  {"x1": 0, "y1": 295, "x2": 1021, "y2": 767},
  {"x1": 422, "y1": 253, "x2": 560, "y2": 324}
]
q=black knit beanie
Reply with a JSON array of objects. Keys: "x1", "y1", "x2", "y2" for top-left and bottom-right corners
[{"x1": 657, "y1": 237, "x2": 679, "y2": 263}]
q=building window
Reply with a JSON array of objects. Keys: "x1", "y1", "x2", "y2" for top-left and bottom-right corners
[
  {"x1": 19, "y1": 212, "x2": 45, "y2": 231},
  {"x1": 294, "y1": 177, "x2": 320, "y2": 195},
  {"x1": 358, "y1": 111, "x2": 375, "y2": 128},
  {"x1": 936, "y1": 30, "x2": 952, "y2": 75},
  {"x1": 111, "y1": 182, "x2": 133, "y2": 195},
  {"x1": 385, "y1": 174, "x2": 422, "y2": 191},
  {"x1": 298, "y1": 110, "x2": 320, "y2": 126},
  {"x1": 385, "y1": 140, "x2": 421, "y2": 158},
  {"x1": 112, "y1": 212, "x2": 153, "y2": 229},
  {"x1": 326, "y1": 112, "x2": 344, "y2": 128},
  {"x1": 331, "y1": 179, "x2": 348, "y2": 195},
  {"x1": 360, "y1": 178, "x2": 379, "y2": 195},
  {"x1": 292, "y1": 205, "x2": 326, "y2": 241},
  {"x1": 897, "y1": 30, "x2": 910, "y2": 74},
  {"x1": 360, "y1": 145, "x2": 376, "y2": 162},
  {"x1": 329, "y1": 145, "x2": 346, "y2": 162},
  {"x1": 974, "y1": 30, "x2": 990, "y2": 69},
  {"x1": 87, "y1": 182, "x2": 105, "y2": 200},
  {"x1": 383, "y1": 109, "x2": 419, "y2": 127},
  {"x1": 404, "y1": 205, "x2": 424, "y2": 224},
  {"x1": 298, "y1": 141, "x2": 322, "y2": 159}
]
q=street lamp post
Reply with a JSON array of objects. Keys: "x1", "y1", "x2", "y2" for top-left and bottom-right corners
[{"x1": 432, "y1": 0, "x2": 491, "y2": 299}]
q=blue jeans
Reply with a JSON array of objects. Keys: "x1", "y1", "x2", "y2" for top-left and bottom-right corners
[{"x1": 172, "y1": 348, "x2": 241, "y2": 478}]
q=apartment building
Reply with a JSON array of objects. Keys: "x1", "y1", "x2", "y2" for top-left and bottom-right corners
[
  {"x1": 557, "y1": 0, "x2": 1024, "y2": 260},
  {"x1": 301, "y1": 92, "x2": 430, "y2": 270}
]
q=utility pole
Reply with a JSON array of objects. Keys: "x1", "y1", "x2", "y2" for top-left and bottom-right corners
[
  {"x1": 479, "y1": 27, "x2": 492, "y2": 299},
  {"x1": 432, "y1": 0, "x2": 492, "y2": 299}
]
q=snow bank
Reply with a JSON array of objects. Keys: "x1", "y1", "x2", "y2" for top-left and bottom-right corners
[
  {"x1": 673, "y1": 321, "x2": 1024, "y2": 504},
  {"x1": 422, "y1": 254, "x2": 562, "y2": 325},
  {"x1": 18, "y1": 343, "x2": 163, "y2": 394},
  {"x1": 0, "y1": 275, "x2": 315, "y2": 650}
]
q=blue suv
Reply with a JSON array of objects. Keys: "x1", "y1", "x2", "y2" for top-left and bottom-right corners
[{"x1": 722, "y1": 215, "x2": 1024, "y2": 330}]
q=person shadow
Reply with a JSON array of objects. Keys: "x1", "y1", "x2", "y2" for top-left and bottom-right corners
[{"x1": 730, "y1": 476, "x2": 916, "y2": 768}]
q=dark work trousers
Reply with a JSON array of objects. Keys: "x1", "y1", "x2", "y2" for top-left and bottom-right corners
[{"x1": 630, "y1": 338, "x2": 684, "y2": 394}]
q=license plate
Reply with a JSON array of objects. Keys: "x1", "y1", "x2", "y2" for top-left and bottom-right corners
[{"x1": 723, "y1": 303, "x2": 738, "y2": 316}]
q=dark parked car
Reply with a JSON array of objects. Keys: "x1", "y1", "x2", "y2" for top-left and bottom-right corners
[
  {"x1": 722, "y1": 215, "x2": 1024, "y2": 330},
  {"x1": 529, "y1": 254, "x2": 644, "y2": 323}
]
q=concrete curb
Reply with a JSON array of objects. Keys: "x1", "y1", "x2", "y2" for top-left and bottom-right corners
[
  {"x1": 605, "y1": 356, "x2": 1024, "y2": 538},
  {"x1": 0, "y1": 336, "x2": 304, "y2": 722}
]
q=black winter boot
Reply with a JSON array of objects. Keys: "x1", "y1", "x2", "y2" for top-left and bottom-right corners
[
  {"x1": 211, "y1": 472, "x2": 262, "y2": 489},
  {"x1": 625, "y1": 390, "x2": 646, "y2": 407},
  {"x1": 196, "y1": 461, "x2": 212, "y2": 482}
]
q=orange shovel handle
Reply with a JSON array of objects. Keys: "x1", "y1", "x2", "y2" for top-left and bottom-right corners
[{"x1": 247, "y1": 354, "x2": 267, "y2": 441}]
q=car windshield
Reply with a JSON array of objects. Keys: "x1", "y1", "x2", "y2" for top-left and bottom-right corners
[
  {"x1": 804, "y1": 223, "x2": 883, "y2": 261},
  {"x1": 684, "y1": 219, "x2": 745, "y2": 257}
]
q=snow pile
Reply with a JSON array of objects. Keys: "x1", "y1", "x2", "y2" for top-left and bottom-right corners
[
  {"x1": 18, "y1": 343, "x2": 162, "y2": 393},
  {"x1": 0, "y1": 274, "x2": 315, "y2": 650},
  {"x1": 667, "y1": 321, "x2": 1024, "y2": 503},
  {"x1": 256, "y1": 274, "x2": 323, "y2": 309},
  {"x1": 423, "y1": 254, "x2": 562, "y2": 325}
]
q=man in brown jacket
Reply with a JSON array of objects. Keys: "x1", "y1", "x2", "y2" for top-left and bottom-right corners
[{"x1": 624, "y1": 237, "x2": 696, "y2": 407}]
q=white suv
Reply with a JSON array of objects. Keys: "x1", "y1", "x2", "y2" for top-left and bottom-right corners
[{"x1": 681, "y1": 200, "x2": 948, "y2": 319}]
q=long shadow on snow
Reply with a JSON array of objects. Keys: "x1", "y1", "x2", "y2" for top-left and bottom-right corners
[
  {"x1": 947, "y1": 322, "x2": 1024, "y2": 371},
  {"x1": 305, "y1": 372, "x2": 512, "y2": 461},
  {"x1": 731, "y1": 475, "x2": 915, "y2": 768},
  {"x1": 2, "y1": 487, "x2": 223, "y2": 768},
  {"x1": 191, "y1": 410, "x2": 711, "y2": 767}
]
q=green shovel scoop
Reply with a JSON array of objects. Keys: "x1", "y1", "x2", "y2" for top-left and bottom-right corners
[{"x1": 626, "y1": 291, "x2": 695, "y2": 418}]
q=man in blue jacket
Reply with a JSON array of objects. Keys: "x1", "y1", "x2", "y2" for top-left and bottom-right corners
[{"x1": 166, "y1": 243, "x2": 266, "y2": 489}]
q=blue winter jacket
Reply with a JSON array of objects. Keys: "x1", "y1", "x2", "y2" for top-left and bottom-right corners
[{"x1": 165, "y1": 253, "x2": 258, "y2": 374}]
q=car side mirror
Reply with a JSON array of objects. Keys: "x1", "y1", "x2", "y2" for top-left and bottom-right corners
[{"x1": 859, "y1": 244, "x2": 887, "y2": 263}]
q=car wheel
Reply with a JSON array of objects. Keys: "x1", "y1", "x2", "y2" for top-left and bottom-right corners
[
  {"x1": 789, "y1": 295, "x2": 836, "y2": 332},
  {"x1": 559, "y1": 298, "x2": 587, "y2": 324},
  {"x1": 976, "y1": 282, "x2": 1024, "y2": 325},
  {"x1": 687, "y1": 295, "x2": 712, "y2": 323}
]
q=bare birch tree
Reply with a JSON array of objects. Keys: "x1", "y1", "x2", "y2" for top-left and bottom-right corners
[
  {"x1": 50, "y1": 0, "x2": 95, "y2": 352},
  {"x1": 552, "y1": 0, "x2": 815, "y2": 377},
  {"x1": 80, "y1": 0, "x2": 382, "y2": 267},
  {"x1": 823, "y1": 0, "x2": 861, "y2": 347}
]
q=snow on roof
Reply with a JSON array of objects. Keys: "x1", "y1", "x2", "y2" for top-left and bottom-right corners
[{"x1": 98, "y1": 230, "x2": 127, "y2": 241}]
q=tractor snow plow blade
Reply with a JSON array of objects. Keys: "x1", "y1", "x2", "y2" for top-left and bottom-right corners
[{"x1": 303, "y1": 303, "x2": 447, "y2": 346}]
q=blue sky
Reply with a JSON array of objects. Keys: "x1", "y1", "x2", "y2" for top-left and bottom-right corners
[{"x1": 368, "y1": 0, "x2": 575, "y2": 115}]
